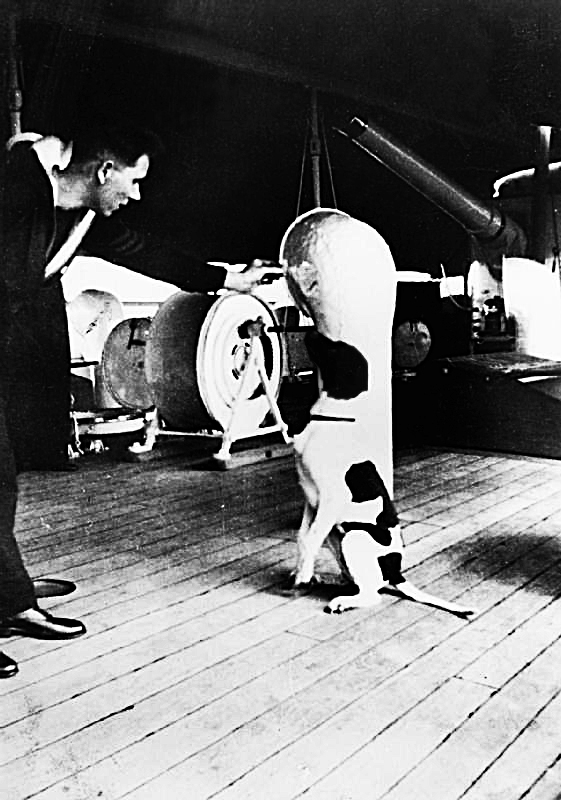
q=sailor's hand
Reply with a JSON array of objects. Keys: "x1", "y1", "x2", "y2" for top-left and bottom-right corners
[{"x1": 223, "y1": 259, "x2": 284, "y2": 293}]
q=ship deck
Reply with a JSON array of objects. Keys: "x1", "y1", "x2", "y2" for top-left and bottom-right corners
[{"x1": 2, "y1": 441, "x2": 561, "y2": 800}]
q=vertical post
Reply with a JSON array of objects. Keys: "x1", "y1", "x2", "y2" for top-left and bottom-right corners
[
  {"x1": 529, "y1": 124, "x2": 552, "y2": 264},
  {"x1": 0, "y1": 8, "x2": 14, "y2": 277},
  {"x1": 8, "y1": 11, "x2": 22, "y2": 137},
  {"x1": 310, "y1": 89, "x2": 321, "y2": 208}
]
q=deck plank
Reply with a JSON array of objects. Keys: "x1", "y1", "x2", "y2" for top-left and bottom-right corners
[
  {"x1": 522, "y1": 758, "x2": 561, "y2": 800},
  {"x1": 114, "y1": 548, "x2": 561, "y2": 800},
  {"x1": 0, "y1": 446, "x2": 560, "y2": 800},
  {"x1": 380, "y1": 635, "x2": 561, "y2": 800}
]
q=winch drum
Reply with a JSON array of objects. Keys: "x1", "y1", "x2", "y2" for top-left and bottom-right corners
[
  {"x1": 144, "y1": 291, "x2": 283, "y2": 434},
  {"x1": 100, "y1": 317, "x2": 154, "y2": 410}
]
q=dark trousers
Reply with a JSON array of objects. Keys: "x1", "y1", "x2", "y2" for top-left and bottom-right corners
[
  {"x1": 0, "y1": 395, "x2": 36, "y2": 618},
  {"x1": 0, "y1": 281, "x2": 71, "y2": 618}
]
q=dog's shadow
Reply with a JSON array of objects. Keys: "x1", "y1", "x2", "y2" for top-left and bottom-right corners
[
  {"x1": 269, "y1": 566, "x2": 478, "y2": 618},
  {"x1": 272, "y1": 569, "x2": 359, "y2": 602}
]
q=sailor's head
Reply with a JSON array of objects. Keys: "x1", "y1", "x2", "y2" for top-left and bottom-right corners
[{"x1": 56, "y1": 122, "x2": 162, "y2": 216}]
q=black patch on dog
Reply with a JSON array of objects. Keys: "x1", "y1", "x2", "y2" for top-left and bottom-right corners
[
  {"x1": 340, "y1": 520, "x2": 392, "y2": 546},
  {"x1": 305, "y1": 331, "x2": 368, "y2": 399},
  {"x1": 378, "y1": 552, "x2": 406, "y2": 585},
  {"x1": 331, "y1": 524, "x2": 405, "y2": 583},
  {"x1": 345, "y1": 461, "x2": 399, "y2": 527},
  {"x1": 345, "y1": 461, "x2": 382, "y2": 502}
]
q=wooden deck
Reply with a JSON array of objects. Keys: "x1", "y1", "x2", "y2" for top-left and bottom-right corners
[{"x1": 2, "y1": 442, "x2": 561, "y2": 799}]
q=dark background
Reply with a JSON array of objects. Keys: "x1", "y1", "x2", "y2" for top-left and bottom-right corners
[{"x1": 5, "y1": 0, "x2": 561, "y2": 278}]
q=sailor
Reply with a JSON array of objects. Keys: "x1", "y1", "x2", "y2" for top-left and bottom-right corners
[{"x1": 0, "y1": 120, "x2": 276, "y2": 678}]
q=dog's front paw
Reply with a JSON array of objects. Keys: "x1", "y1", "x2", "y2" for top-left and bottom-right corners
[
  {"x1": 279, "y1": 574, "x2": 321, "y2": 595},
  {"x1": 294, "y1": 575, "x2": 322, "y2": 594}
]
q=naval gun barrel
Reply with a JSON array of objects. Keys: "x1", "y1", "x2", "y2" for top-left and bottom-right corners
[{"x1": 340, "y1": 116, "x2": 526, "y2": 256}]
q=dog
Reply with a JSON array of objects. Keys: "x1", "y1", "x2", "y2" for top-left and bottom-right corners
[{"x1": 291, "y1": 331, "x2": 476, "y2": 617}]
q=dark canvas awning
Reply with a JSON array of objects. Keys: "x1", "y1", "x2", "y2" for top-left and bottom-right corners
[{"x1": 4, "y1": 0, "x2": 561, "y2": 273}]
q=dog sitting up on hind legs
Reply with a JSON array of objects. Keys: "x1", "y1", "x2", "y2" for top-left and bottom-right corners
[
  {"x1": 279, "y1": 208, "x2": 475, "y2": 617},
  {"x1": 291, "y1": 331, "x2": 476, "y2": 618}
]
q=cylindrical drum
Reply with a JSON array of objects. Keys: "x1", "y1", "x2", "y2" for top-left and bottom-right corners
[
  {"x1": 100, "y1": 318, "x2": 154, "y2": 410},
  {"x1": 145, "y1": 291, "x2": 283, "y2": 434}
]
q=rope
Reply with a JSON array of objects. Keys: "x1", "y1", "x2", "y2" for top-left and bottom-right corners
[
  {"x1": 295, "y1": 124, "x2": 307, "y2": 218},
  {"x1": 320, "y1": 112, "x2": 337, "y2": 208},
  {"x1": 295, "y1": 97, "x2": 337, "y2": 213}
]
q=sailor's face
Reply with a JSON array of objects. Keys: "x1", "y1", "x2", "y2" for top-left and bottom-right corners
[{"x1": 95, "y1": 154, "x2": 150, "y2": 216}]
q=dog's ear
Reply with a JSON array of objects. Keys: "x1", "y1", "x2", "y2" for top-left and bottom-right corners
[
  {"x1": 305, "y1": 331, "x2": 368, "y2": 399},
  {"x1": 345, "y1": 461, "x2": 384, "y2": 502},
  {"x1": 345, "y1": 461, "x2": 400, "y2": 528}
]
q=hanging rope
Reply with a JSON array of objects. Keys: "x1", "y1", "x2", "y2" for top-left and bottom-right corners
[
  {"x1": 320, "y1": 112, "x2": 337, "y2": 209},
  {"x1": 295, "y1": 126, "x2": 307, "y2": 218},
  {"x1": 285, "y1": 92, "x2": 341, "y2": 379},
  {"x1": 295, "y1": 91, "x2": 338, "y2": 216}
]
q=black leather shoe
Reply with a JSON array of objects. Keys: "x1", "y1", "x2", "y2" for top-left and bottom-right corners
[
  {"x1": 0, "y1": 609, "x2": 86, "y2": 640},
  {"x1": 0, "y1": 652, "x2": 18, "y2": 678}
]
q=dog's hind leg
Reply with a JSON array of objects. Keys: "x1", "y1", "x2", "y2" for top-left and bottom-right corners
[
  {"x1": 326, "y1": 529, "x2": 385, "y2": 613},
  {"x1": 388, "y1": 580, "x2": 478, "y2": 618},
  {"x1": 377, "y1": 546, "x2": 477, "y2": 618},
  {"x1": 326, "y1": 528, "x2": 354, "y2": 585},
  {"x1": 299, "y1": 500, "x2": 314, "y2": 538},
  {"x1": 285, "y1": 501, "x2": 317, "y2": 589},
  {"x1": 293, "y1": 499, "x2": 339, "y2": 586}
]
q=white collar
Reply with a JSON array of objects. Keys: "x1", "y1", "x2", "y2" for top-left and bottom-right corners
[{"x1": 30, "y1": 136, "x2": 73, "y2": 206}]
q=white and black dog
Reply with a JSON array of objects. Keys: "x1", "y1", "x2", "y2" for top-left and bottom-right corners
[{"x1": 291, "y1": 330, "x2": 475, "y2": 617}]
